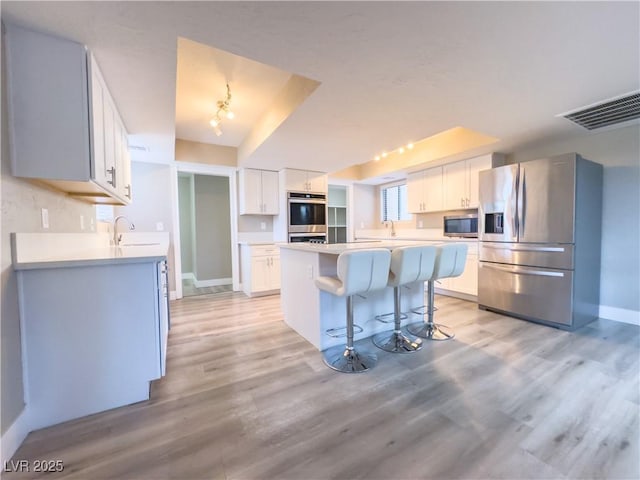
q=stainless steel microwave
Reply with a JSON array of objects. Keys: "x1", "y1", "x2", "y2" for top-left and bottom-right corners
[{"x1": 444, "y1": 214, "x2": 478, "y2": 238}]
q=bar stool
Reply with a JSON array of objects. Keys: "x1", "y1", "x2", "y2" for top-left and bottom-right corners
[
  {"x1": 372, "y1": 245, "x2": 437, "y2": 353},
  {"x1": 315, "y1": 248, "x2": 392, "y2": 373},
  {"x1": 407, "y1": 243, "x2": 468, "y2": 341}
]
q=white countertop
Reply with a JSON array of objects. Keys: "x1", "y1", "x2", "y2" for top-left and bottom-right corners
[
  {"x1": 279, "y1": 239, "x2": 441, "y2": 254},
  {"x1": 238, "y1": 241, "x2": 282, "y2": 246},
  {"x1": 12, "y1": 232, "x2": 170, "y2": 270},
  {"x1": 355, "y1": 228, "x2": 478, "y2": 243}
]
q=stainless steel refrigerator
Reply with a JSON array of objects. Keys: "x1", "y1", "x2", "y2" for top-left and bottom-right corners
[{"x1": 478, "y1": 153, "x2": 603, "y2": 330}]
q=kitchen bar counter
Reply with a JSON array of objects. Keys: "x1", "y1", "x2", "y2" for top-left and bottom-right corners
[
  {"x1": 279, "y1": 239, "x2": 430, "y2": 255},
  {"x1": 279, "y1": 241, "x2": 433, "y2": 350}
]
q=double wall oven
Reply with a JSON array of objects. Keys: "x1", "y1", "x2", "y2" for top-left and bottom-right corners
[{"x1": 288, "y1": 192, "x2": 327, "y2": 243}]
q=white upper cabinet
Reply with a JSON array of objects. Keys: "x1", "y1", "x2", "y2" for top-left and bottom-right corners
[
  {"x1": 443, "y1": 154, "x2": 503, "y2": 210},
  {"x1": 407, "y1": 171, "x2": 425, "y2": 213},
  {"x1": 410, "y1": 153, "x2": 504, "y2": 213},
  {"x1": 467, "y1": 155, "x2": 496, "y2": 208},
  {"x1": 443, "y1": 161, "x2": 468, "y2": 209},
  {"x1": 282, "y1": 168, "x2": 327, "y2": 193},
  {"x1": 5, "y1": 23, "x2": 131, "y2": 205},
  {"x1": 238, "y1": 168, "x2": 279, "y2": 215},
  {"x1": 407, "y1": 166, "x2": 443, "y2": 213}
]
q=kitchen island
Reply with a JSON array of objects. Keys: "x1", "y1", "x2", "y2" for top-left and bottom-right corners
[{"x1": 279, "y1": 240, "x2": 435, "y2": 351}]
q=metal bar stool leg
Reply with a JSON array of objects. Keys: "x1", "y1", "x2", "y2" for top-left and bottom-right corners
[
  {"x1": 407, "y1": 280, "x2": 455, "y2": 341},
  {"x1": 323, "y1": 296, "x2": 378, "y2": 373},
  {"x1": 372, "y1": 287, "x2": 423, "y2": 353}
]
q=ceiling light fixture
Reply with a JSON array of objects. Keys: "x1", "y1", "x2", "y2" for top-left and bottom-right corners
[
  {"x1": 374, "y1": 142, "x2": 414, "y2": 161},
  {"x1": 209, "y1": 83, "x2": 234, "y2": 136}
]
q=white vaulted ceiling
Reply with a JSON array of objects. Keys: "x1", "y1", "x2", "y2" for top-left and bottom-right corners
[
  {"x1": 2, "y1": 2, "x2": 639, "y2": 177},
  {"x1": 175, "y1": 37, "x2": 293, "y2": 147}
]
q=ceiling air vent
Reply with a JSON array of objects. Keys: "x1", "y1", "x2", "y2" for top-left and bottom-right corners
[{"x1": 559, "y1": 91, "x2": 640, "y2": 130}]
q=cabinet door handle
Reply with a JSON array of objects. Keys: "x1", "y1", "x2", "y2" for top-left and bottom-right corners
[
  {"x1": 466, "y1": 198, "x2": 470, "y2": 207},
  {"x1": 107, "y1": 167, "x2": 116, "y2": 187},
  {"x1": 125, "y1": 184, "x2": 131, "y2": 199},
  {"x1": 461, "y1": 197, "x2": 464, "y2": 207}
]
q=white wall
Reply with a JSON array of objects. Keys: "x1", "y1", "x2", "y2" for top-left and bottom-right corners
[
  {"x1": 177, "y1": 175, "x2": 193, "y2": 274},
  {"x1": 352, "y1": 183, "x2": 378, "y2": 229},
  {"x1": 507, "y1": 125, "x2": 640, "y2": 316},
  {"x1": 193, "y1": 175, "x2": 232, "y2": 281},
  {"x1": 115, "y1": 162, "x2": 176, "y2": 291},
  {"x1": 1, "y1": 52, "x2": 96, "y2": 435}
]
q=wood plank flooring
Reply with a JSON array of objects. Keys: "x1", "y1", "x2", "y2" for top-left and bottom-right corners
[
  {"x1": 181, "y1": 279, "x2": 233, "y2": 297},
  {"x1": 5, "y1": 292, "x2": 639, "y2": 479}
]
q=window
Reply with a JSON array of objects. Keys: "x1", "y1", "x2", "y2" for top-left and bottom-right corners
[{"x1": 381, "y1": 183, "x2": 411, "y2": 222}]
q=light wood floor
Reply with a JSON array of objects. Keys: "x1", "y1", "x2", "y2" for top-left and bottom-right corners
[
  {"x1": 6, "y1": 293, "x2": 639, "y2": 479},
  {"x1": 181, "y1": 279, "x2": 233, "y2": 297}
]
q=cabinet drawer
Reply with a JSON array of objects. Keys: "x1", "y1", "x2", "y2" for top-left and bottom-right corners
[{"x1": 251, "y1": 245, "x2": 280, "y2": 257}]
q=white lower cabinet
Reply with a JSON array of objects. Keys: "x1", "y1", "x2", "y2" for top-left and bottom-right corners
[
  {"x1": 436, "y1": 248, "x2": 478, "y2": 297},
  {"x1": 17, "y1": 259, "x2": 168, "y2": 430},
  {"x1": 241, "y1": 244, "x2": 281, "y2": 297}
]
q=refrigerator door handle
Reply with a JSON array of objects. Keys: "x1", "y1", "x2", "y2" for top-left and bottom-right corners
[
  {"x1": 521, "y1": 170, "x2": 527, "y2": 236},
  {"x1": 482, "y1": 244, "x2": 566, "y2": 253},
  {"x1": 516, "y1": 167, "x2": 524, "y2": 237},
  {"x1": 512, "y1": 167, "x2": 519, "y2": 235},
  {"x1": 482, "y1": 262, "x2": 565, "y2": 278}
]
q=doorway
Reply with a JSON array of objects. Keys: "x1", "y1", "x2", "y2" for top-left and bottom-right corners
[{"x1": 177, "y1": 173, "x2": 233, "y2": 297}]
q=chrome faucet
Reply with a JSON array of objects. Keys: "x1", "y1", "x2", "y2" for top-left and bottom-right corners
[
  {"x1": 113, "y1": 215, "x2": 135, "y2": 246},
  {"x1": 385, "y1": 219, "x2": 396, "y2": 237}
]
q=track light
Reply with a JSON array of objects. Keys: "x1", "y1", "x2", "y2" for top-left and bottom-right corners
[{"x1": 209, "y1": 83, "x2": 234, "y2": 136}]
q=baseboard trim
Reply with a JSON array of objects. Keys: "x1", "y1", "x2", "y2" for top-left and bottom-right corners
[
  {"x1": 599, "y1": 305, "x2": 640, "y2": 326},
  {"x1": 435, "y1": 288, "x2": 477, "y2": 303},
  {"x1": 193, "y1": 277, "x2": 232, "y2": 288},
  {"x1": 1, "y1": 408, "x2": 30, "y2": 464},
  {"x1": 181, "y1": 272, "x2": 195, "y2": 281}
]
